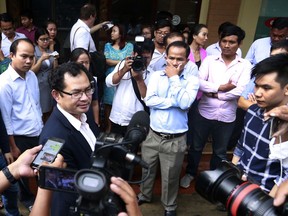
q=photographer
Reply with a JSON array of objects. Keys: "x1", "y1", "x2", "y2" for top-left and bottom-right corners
[{"x1": 105, "y1": 39, "x2": 154, "y2": 135}]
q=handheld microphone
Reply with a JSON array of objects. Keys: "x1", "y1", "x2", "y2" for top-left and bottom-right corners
[{"x1": 124, "y1": 110, "x2": 150, "y2": 153}]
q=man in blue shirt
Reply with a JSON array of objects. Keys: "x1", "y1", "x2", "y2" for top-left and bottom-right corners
[
  {"x1": 137, "y1": 41, "x2": 199, "y2": 216},
  {"x1": 0, "y1": 38, "x2": 43, "y2": 210},
  {"x1": 232, "y1": 54, "x2": 288, "y2": 195}
]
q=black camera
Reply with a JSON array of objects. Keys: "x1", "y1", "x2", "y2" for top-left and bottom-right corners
[
  {"x1": 128, "y1": 55, "x2": 146, "y2": 72},
  {"x1": 195, "y1": 161, "x2": 288, "y2": 216},
  {"x1": 38, "y1": 111, "x2": 150, "y2": 216}
]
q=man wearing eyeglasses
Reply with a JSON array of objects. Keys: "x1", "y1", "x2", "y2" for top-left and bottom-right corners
[
  {"x1": 0, "y1": 13, "x2": 26, "y2": 57},
  {"x1": 149, "y1": 19, "x2": 171, "y2": 68},
  {"x1": 39, "y1": 62, "x2": 98, "y2": 216}
]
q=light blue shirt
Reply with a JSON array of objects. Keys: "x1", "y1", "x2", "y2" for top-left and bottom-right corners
[
  {"x1": 0, "y1": 65, "x2": 43, "y2": 136},
  {"x1": 1, "y1": 32, "x2": 26, "y2": 57},
  {"x1": 245, "y1": 37, "x2": 271, "y2": 66},
  {"x1": 145, "y1": 66, "x2": 199, "y2": 133},
  {"x1": 241, "y1": 77, "x2": 255, "y2": 99}
]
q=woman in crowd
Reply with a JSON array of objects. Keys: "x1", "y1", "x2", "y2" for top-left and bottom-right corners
[
  {"x1": 188, "y1": 24, "x2": 208, "y2": 68},
  {"x1": 103, "y1": 24, "x2": 133, "y2": 132},
  {"x1": 44, "y1": 19, "x2": 60, "y2": 54},
  {"x1": 141, "y1": 24, "x2": 153, "y2": 40},
  {"x1": 70, "y1": 48, "x2": 100, "y2": 136},
  {"x1": 31, "y1": 28, "x2": 58, "y2": 122}
]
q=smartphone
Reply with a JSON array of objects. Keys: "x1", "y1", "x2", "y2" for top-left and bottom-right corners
[
  {"x1": 38, "y1": 166, "x2": 77, "y2": 193},
  {"x1": 31, "y1": 137, "x2": 65, "y2": 168}
]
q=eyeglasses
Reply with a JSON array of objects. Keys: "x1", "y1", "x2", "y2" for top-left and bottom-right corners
[
  {"x1": 59, "y1": 87, "x2": 95, "y2": 100},
  {"x1": 156, "y1": 31, "x2": 169, "y2": 36},
  {"x1": 39, "y1": 38, "x2": 50, "y2": 42}
]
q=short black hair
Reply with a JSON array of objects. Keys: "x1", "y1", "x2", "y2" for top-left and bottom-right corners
[
  {"x1": 20, "y1": 9, "x2": 34, "y2": 19},
  {"x1": 252, "y1": 53, "x2": 288, "y2": 88},
  {"x1": 80, "y1": 3, "x2": 96, "y2": 20},
  {"x1": 49, "y1": 62, "x2": 93, "y2": 92},
  {"x1": 164, "y1": 32, "x2": 185, "y2": 46},
  {"x1": 166, "y1": 41, "x2": 190, "y2": 59},
  {"x1": 10, "y1": 38, "x2": 34, "y2": 54},
  {"x1": 154, "y1": 19, "x2": 172, "y2": 31},
  {"x1": 220, "y1": 25, "x2": 245, "y2": 44},
  {"x1": 271, "y1": 17, "x2": 288, "y2": 30},
  {"x1": 0, "y1": 13, "x2": 14, "y2": 23},
  {"x1": 218, "y1": 21, "x2": 234, "y2": 35},
  {"x1": 270, "y1": 39, "x2": 288, "y2": 53}
]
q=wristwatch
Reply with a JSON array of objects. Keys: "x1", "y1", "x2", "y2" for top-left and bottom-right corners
[{"x1": 2, "y1": 166, "x2": 17, "y2": 184}]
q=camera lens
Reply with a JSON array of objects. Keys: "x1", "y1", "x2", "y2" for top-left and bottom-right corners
[
  {"x1": 132, "y1": 56, "x2": 145, "y2": 72},
  {"x1": 195, "y1": 161, "x2": 279, "y2": 216},
  {"x1": 74, "y1": 169, "x2": 108, "y2": 201}
]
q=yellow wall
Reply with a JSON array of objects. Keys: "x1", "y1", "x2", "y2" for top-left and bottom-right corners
[
  {"x1": 0, "y1": 0, "x2": 6, "y2": 13},
  {"x1": 237, "y1": 0, "x2": 262, "y2": 56}
]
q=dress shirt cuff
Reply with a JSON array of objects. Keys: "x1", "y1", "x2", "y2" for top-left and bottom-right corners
[{"x1": 233, "y1": 146, "x2": 243, "y2": 158}]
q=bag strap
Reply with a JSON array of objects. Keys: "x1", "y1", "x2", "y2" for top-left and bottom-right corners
[
  {"x1": 130, "y1": 73, "x2": 150, "y2": 114},
  {"x1": 72, "y1": 27, "x2": 90, "y2": 52}
]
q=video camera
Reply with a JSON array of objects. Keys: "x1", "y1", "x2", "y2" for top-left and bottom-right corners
[
  {"x1": 38, "y1": 111, "x2": 150, "y2": 216},
  {"x1": 195, "y1": 161, "x2": 288, "y2": 216}
]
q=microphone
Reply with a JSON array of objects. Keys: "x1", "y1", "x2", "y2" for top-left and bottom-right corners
[
  {"x1": 110, "y1": 145, "x2": 149, "y2": 169},
  {"x1": 123, "y1": 110, "x2": 150, "y2": 153}
]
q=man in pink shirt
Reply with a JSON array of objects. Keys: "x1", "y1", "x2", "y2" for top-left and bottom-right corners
[{"x1": 180, "y1": 25, "x2": 252, "y2": 188}]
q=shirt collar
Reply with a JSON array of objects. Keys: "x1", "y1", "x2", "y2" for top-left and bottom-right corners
[
  {"x1": 57, "y1": 104, "x2": 87, "y2": 131},
  {"x1": 8, "y1": 64, "x2": 25, "y2": 81}
]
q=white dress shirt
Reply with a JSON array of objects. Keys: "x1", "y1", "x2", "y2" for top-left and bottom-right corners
[
  {"x1": 70, "y1": 19, "x2": 96, "y2": 52},
  {"x1": 1, "y1": 32, "x2": 26, "y2": 57}
]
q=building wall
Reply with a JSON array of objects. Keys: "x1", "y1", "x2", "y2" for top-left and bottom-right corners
[
  {"x1": 0, "y1": 0, "x2": 6, "y2": 13},
  {"x1": 203, "y1": 0, "x2": 262, "y2": 56},
  {"x1": 205, "y1": 0, "x2": 242, "y2": 47}
]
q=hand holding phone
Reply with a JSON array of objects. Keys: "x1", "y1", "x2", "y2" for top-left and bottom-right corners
[{"x1": 31, "y1": 137, "x2": 65, "y2": 168}]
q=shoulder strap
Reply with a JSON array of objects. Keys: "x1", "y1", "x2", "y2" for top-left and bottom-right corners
[
  {"x1": 130, "y1": 74, "x2": 150, "y2": 114},
  {"x1": 72, "y1": 27, "x2": 91, "y2": 52}
]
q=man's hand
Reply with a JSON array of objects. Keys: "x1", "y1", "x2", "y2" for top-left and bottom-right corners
[
  {"x1": 274, "y1": 180, "x2": 288, "y2": 206},
  {"x1": 247, "y1": 93, "x2": 257, "y2": 104},
  {"x1": 165, "y1": 61, "x2": 182, "y2": 78},
  {"x1": 123, "y1": 57, "x2": 133, "y2": 72},
  {"x1": 264, "y1": 105, "x2": 288, "y2": 121},
  {"x1": 9, "y1": 145, "x2": 43, "y2": 179},
  {"x1": 4, "y1": 153, "x2": 14, "y2": 165},
  {"x1": 110, "y1": 177, "x2": 142, "y2": 216},
  {"x1": 218, "y1": 80, "x2": 236, "y2": 92}
]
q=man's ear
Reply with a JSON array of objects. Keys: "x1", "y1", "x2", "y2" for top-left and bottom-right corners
[
  {"x1": 284, "y1": 84, "x2": 288, "y2": 96},
  {"x1": 51, "y1": 89, "x2": 60, "y2": 101}
]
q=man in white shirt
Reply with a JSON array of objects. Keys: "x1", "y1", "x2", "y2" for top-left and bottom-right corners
[
  {"x1": 1, "y1": 13, "x2": 26, "y2": 57},
  {"x1": 106, "y1": 40, "x2": 154, "y2": 135},
  {"x1": 70, "y1": 3, "x2": 108, "y2": 52}
]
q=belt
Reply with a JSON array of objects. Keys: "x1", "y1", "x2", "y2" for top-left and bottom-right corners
[{"x1": 151, "y1": 128, "x2": 185, "y2": 139}]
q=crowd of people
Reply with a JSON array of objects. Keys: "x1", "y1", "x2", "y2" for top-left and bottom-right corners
[{"x1": 1, "y1": 2, "x2": 288, "y2": 216}]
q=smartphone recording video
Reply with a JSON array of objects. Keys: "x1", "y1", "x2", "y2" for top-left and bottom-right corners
[
  {"x1": 38, "y1": 166, "x2": 77, "y2": 193},
  {"x1": 31, "y1": 137, "x2": 65, "y2": 168}
]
